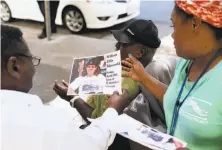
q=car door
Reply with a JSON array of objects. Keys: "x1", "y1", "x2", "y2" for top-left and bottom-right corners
[
  {"x1": 27, "y1": 0, "x2": 44, "y2": 22},
  {"x1": 5, "y1": 0, "x2": 43, "y2": 22},
  {"x1": 4, "y1": 0, "x2": 27, "y2": 19}
]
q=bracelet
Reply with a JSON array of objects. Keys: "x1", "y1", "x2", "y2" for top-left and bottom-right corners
[{"x1": 70, "y1": 96, "x2": 80, "y2": 108}]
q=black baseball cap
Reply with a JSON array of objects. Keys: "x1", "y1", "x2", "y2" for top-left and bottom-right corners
[
  {"x1": 111, "y1": 19, "x2": 161, "y2": 48},
  {"x1": 86, "y1": 58, "x2": 100, "y2": 66}
]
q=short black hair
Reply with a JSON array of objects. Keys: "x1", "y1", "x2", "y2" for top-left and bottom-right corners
[
  {"x1": 174, "y1": 4, "x2": 222, "y2": 40},
  {"x1": 1, "y1": 25, "x2": 28, "y2": 69}
]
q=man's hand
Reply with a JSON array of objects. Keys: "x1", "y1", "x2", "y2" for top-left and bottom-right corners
[
  {"x1": 53, "y1": 80, "x2": 73, "y2": 101},
  {"x1": 108, "y1": 89, "x2": 130, "y2": 114}
]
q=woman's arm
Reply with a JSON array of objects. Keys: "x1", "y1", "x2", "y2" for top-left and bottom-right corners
[
  {"x1": 139, "y1": 71, "x2": 168, "y2": 103},
  {"x1": 122, "y1": 55, "x2": 168, "y2": 103}
]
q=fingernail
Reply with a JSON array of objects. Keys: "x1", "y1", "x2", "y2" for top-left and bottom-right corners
[{"x1": 128, "y1": 53, "x2": 132, "y2": 56}]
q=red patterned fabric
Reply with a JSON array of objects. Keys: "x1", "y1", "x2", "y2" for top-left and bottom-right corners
[{"x1": 176, "y1": 0, "x2": 222, "y2": 28}]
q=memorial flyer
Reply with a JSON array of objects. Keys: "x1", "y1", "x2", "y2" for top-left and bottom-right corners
[
  {"x1": 89, "y1": 114, "x2": 187, "y2": 150},
  {"x1": 67, "y1": 51, "x2": 122, "y2": 96},
  {"x1": 109, "y1": 114, "x2": 187, "y2": 150}
]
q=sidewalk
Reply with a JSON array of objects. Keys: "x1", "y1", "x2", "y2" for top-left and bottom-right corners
[{"x1": 18, "y1": 25, "x2": 175, "y2": 103}]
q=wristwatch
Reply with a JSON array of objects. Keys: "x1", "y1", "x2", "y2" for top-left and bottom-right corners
[{"x1": 70, "y1": 96, "x2": 80, "y2": 108}]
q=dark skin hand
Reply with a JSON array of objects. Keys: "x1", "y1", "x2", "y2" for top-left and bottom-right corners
[
  {"x1": 107, "y1": 89, "x2": 130, "y2": 114},
  {"x1": 53, "y1": 80, "x2": 74, "y2": 101},
  {"x1": 53, "y1": 80, "x2": 94, "y2": 124},
  {"x1": 122, "y1": 55, "x2": 168, "y2": 104},
  {"x1": 53, "y1": 81, "x2": 131, "y2": 121},
  {"x1": 73, "y1": 98, "x2": 94, "y2": 125}
]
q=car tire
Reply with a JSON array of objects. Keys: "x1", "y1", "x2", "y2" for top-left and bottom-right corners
[
  {"x1": 1, "y1": 1, "x2": 12, "y2": 22},
  {"x1": 62, "y1": 7, "x2": 86, "y2": 34}
]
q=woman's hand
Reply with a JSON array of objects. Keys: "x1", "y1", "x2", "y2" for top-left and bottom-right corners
[
  {"x1": 122, "y1": 55, "x2": 146, "y2": 82},
  {"x1": 122, "y1": 54, "x2": 168, "y2": 103},
  {"x1": 53, "y1": 80, "x2": 74, "y2": 101}
]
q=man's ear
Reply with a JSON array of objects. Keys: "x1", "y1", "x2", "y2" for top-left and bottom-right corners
[
  {"x1": 7, "y1": 57, "x2": 21, "y2": 79},
  {"x1": 135, "y1": 47, "x2": 144, "y2": 59}
]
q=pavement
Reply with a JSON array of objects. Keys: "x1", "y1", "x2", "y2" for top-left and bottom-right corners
[{"x1": 8, "y1": 24, "x2": 176, "y2": 103}]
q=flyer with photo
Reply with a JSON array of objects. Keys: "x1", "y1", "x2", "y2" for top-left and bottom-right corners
[
  {"x1": 90, "y1": 114, "x2": 187, "y2": 150},
  {"x1": 67, "y1": 51, "x2": 122, "y2": 96}
]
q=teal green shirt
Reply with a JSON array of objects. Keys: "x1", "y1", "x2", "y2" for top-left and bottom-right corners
[{"x1": 164, "y1": 58, "x2": 222, "y2": 150}]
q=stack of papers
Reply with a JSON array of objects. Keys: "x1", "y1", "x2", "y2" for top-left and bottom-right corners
[{"x1": 92, "y1": 114, "x2": 187, "y2": 150}]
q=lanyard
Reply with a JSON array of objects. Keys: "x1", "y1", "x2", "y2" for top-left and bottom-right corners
[{"x1": 169, "y1": 49, "x2": 222, "y2": 136}]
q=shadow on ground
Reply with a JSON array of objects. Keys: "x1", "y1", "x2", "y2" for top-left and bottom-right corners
[{"x1": 29, "y1": 63, "x2": 70, "y2": 104}]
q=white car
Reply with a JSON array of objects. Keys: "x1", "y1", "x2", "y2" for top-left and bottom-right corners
[{"x1": 1, "y1": 0, "x2": 140, "y2": 33}]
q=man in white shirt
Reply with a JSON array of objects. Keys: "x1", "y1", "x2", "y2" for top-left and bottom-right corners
[{"x1": 1, "y1": 25, "x2": 130, "y2": 150}]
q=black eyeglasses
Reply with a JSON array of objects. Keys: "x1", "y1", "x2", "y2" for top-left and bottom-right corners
[{"x1": 13, "y1": 53, "x2": 41, "y2": 66}]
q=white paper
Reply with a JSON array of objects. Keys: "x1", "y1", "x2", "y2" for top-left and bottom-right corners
[
  {"x1": 103, "y1": 51, "x2": 122, "y2": 95},
  {"x1": 90, "y1": 114, "x2": 187, "y2": 150},
  {"x1": 67, "y1": 51, "x2": 122, "y2": 96}
]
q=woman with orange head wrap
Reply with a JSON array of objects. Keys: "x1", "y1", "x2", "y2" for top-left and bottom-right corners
[{"x1": 122, "y1": 0, "x2": 222, "y2": 149}]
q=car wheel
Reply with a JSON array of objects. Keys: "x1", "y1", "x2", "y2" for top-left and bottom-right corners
[
  {"x1": 1, "y1": 1, "x2": 12, "y2": 22},
  {"x1": 63, "y1": 7, "x2": 86, "y2": 34}
]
